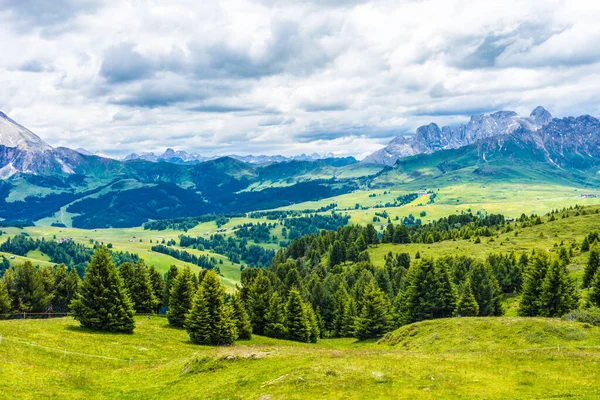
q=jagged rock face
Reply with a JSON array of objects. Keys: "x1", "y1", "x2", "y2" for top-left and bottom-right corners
[
  {"x1": 362, "y1": 107, "x2": 553, "y2": 165},
  {"x1": 0, "y1": 112, "x2": 51, "y2": 151}
]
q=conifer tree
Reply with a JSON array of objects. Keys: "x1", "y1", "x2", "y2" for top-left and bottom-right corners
[
  {"x1": 246, "y1": 272, "x2": 272, "y2": 334},
  {"x1": 518, "y1": 254, "x2": 549, "y2": 316},
  {"x1": 264, "y1": 291, "x2": 287, "y2": 338},
  {"x1": 435, "y1": 260, "x2": 458, "y2": 317},
  {"x1": 52, "y1": 264, "x2": 70, "y2": 312},
  {"x1": 332, "y1": 284, "x2": 355, "y2": 337},
  {"x1": 469, "y1": 262, "x2": 503, "y2": 316},
  {"x1": 1, "y1": 268, "x2": 18, "y2": 311},
  {"x1": 354, "y1": 280, "x2": 391, "y2": 339},
  {"x1": 70, "y1": 247, "x2": 135, "y2": 333},
  {"x1": 129, "y1": 260, "x2": 157, "y2": 313},
  {"x1": 14, "y1": 261, "x2": 52, "y2": 312},
  {"x1": 164, "y1": 265, "x2": 179, "y2": 307},
  {"x1": 306, "y1": 302, "x2": 320, "y2": 343},
  {"x1": 455, "y1": 278, "x2": 479, "y2": 317},
  {"x1": 583, "y1": 247, "x2": 600, "y2": 288},
  {"x1": 118, "y1": 262, "x2": 135, "y2": 295},
  {"x1": 538, "y1": 260, "x2": 578, "y2": 317},
  {"x1": 588, "y1": 269, "x2": 600, "y2": 307},
  {"x1": 230, "y1": 292, "x2": 252, "y2": 340},
  {"x1": 329, "y1": 240, "x2": 346, "y2": 268},
  {"x1": 66, "y1": 268, "x2": 81, "y2": 309},
  {"x1": 285, "y1": 288, "x2": 311, "y2": 342},
  {"x1": 148, "y1": 265, "x2": 165, "y2": 313},
  {"x1": 0, "y1": 279, "x2": 10, "y2": 314},
  {"x1": 185, "y1": 270, "x2": 237, "y2": 345},
  {"x1": 168, "y1": 266, "x2": 195, "y2": 327}
]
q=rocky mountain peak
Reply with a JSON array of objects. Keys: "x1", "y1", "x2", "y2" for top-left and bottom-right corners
[
  {"x1": 530, "y1": 106, "x2": 552, "y2": 125},
  {"x1": 0, "y1": 111, "x2": 52, "y2": 151}
]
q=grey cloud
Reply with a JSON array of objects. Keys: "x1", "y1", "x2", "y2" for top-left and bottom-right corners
[
  {"x1": 18, "y1": 60, "x2": 53, "y2": 73},
  {"x1": 100, "y1": 43, "x2": 155, "y2": 83}
]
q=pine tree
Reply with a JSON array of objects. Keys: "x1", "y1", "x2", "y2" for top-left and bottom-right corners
[
  {"x1": 0, "y1": 279, "x2": 10, "y2": 314},
  {"x1": 455, "y1": 278, "x2": 479, "y2": 317},
  {"x1": 118, "y1": 262, "x2": 135, "y2": 296},
  {"x1": 52, "y1": 264, "x2": 70, "y2": 312},
  {"x1": 164, "y1": 265, "x2": 179, "y2": 307},
  {"x1": 2, "y1": 268, "x2": 18, "y2": 311},
  {"x1": 185, "y1": 270, "x2": 237, "y2": 345},
  {"x1": 230, "y1": 292, "x2": 252, "y2": 340},
  {"x1": 538, "y1": 260, "x2": 578, "y2": 317},
  {"x1": 469, "y1": 262, "x2": 503, "y2": 316},
  {"x1": 264, "y1": 292, "x2": 287, "y2": 338},
  {"x1": 167, "y1": 267, "x2": 195, "y2": 327},
  {"x1": 589, "y1": 269, "x2": 600, "y2": 307},
  {"x1": 70, "y1": 247, "x2": 135, "y2": 333},
  {"x1": 518, "y1": 254, "x2": 549, "y2": 316},
  {"x1": 246, "y1": 272, "x2": 272, "y2": 334},
  {"x1": 583, "y1": 247, "x2": 600, "y2": 288},
  {"x1": 148, "y1": 265, "x2": 165, "y2": 313},
  {"x1": 306, "y1": 302, "x2": 320, "y2": 343},
  {"x1": 14, "y1": 261, "x2": 52, "y2": 312},
  {"x1": 354, "y1": 280, "x2": 391, "y2": 339},
  {"x1": 285, "y1": 288, "x2": 311, "y2": 342},
  {"x1": 332, "y1": 284, "x2": 355, "y2": 337},
  {"x1": 329, "y1": 240, "x2": 346, "y2": 268},
  {"x1": 435, "y1": 261, "x2": 458, "y2": 317},
  {"x1": 129, "y1": 260, "x2": 157, "y2": 313},
  {"x1": 66, "y1": 268, "x2": 81, "y2": 310}
]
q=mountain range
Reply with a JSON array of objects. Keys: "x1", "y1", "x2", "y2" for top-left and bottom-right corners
[
  {"x1": 0, "y1": 106, "x2": 598, "y2": 228},
  {"x1": 362, "y1": 106, "x2": 554, "y2": 165}
]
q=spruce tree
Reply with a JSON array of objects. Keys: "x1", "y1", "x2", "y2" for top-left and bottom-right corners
[
  {"x1": 583, "y1": 247, "x2": 600, "y2": 288},
  {"x1": 66, "y1": 268, "x2": 81, "y2": 310},
  {"x1": 588, "y1": 269, "x2": 600, "y2": 307},
  {"x1": 164, "y1": 265, "x2": 179, "y2": 307},
  {"x1": 246, "y1": 272, "x2": 272, "y2": 334},
  {"x1": 118, "y1": 262, "x2": 135, "y2": 295},
  {"x1": 148, "y1": 265, "x2": 165, "y2": 313},
  {"x1": 518, "y1": 254, "x2": 549, "y2": 316},
  {"x1": 52, "y1": 264, "x2": 70, "y2": 312},
  {"x1": 185, "y1": 270, "x2": 237, "y2": 345},
  {"x1": 306, "y1": 302, "x2": 320, "y2": 343},
  {"x1": 70, "y1": 247, "x2": 135, "y2": 333},
  {"x1": 230, "y1": 292, "x2": 252, "y2": 340},
  {"x1": 2, "y1": 268, "x2": 18, "y2": 311},
  {"x1": 538, "y1": 260, "x2": 578, "y2": 317},
  {"x1": 0, "y1": 279, "x2": 10, "y2": 314},
  {"x1": 167, "y1": 267, "x2": 195, "y2": 327},
  {"x1": 129, "y1": 260, "x2": 157, "y2": 313},
  {"x1": 455, "y1": 278, "x2": 479, "y2": 317},
  {"x1": 354, "y1": 280, "x2": 391, "y2": 339},
  {"x1": 435, "y1": 261, "x2": 458, "y2": 317},
  {"x1": 264, "y1": 292, "x2": 287, "y2": 338},
  {"x1": 329, "y1": 240, "x2": 346, "y2": 268},
  {"x1": 332, "y1": 284, "x2": 355, "y2": 337},
  {"x1": 469, "y1": 262, "x2": 503, "y2": 316},
  {"x1": 14, "y1": 261, "x2": 52, "y2": 312},
  {"x1": 285, "y1": 288, "x2": 311, "y2": 342}
]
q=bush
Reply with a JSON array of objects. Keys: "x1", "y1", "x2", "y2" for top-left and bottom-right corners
[{"x1": 562, "y1": 307, "x2": 600, "y2": 326}]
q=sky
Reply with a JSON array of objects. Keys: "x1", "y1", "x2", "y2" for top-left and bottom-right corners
[{"x1": 1, "y1": 0, "x2": 600, "y2": 159}]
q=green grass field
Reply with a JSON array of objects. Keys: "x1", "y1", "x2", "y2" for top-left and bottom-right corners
[{"x1": 0, "y1": 316, "x2": 599, "y2": 399}]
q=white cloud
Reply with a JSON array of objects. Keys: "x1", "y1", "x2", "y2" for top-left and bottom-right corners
[{"x1": 0, "y1": 0, "x2": 599, "y2": 158}]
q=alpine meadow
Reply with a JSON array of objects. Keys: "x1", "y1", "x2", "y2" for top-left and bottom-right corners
[{"x1": 2, "y1": 1, "x2": 600, "y2": 399}]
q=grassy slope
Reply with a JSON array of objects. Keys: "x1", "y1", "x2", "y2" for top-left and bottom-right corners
[
  {"x1": 368, "y1": 205, "x2": 600, "y2": 284},
  {"x1": 0, "y1": 316, "x2": 599, "y2": 399}
]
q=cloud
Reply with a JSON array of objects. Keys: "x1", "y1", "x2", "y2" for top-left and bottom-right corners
[{"x1": 1, "y1": 0, "x2": 600, "y2": 159}]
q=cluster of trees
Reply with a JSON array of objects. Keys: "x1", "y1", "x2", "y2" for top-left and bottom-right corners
[
  {"x1": 150, "y1": 244, "x2": 220, "y2": 272},
  {"x1": 379, "y1": 213, "x2": 507, "y2": 244},
  {"x1": 0, "y1": 234, "x2": 139, "y2": 275},
  {"x1": 166, "y1": 267, "x2": 252, "y2": 345},
  {"x1": 179, "y1": 234, "x2": 274, "y2": 268},
  {"x1": 0, "y1": 261, "x2": 81, "y2": 314},
  {"x1": 282, "y1": 213, "x2": 351, "y2": 241},
  {"x1": 143, "y1": 214, "x2": 244, "y2": 231},
  {"x1": 234, "y1": 222, "x2": 277, "y2": 243}
]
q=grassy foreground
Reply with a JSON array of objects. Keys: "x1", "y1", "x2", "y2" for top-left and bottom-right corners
[{"x1": 1, "y1": 316, "x2": 599, "y2": 399}]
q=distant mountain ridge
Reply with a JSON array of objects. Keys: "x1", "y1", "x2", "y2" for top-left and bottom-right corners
[
  {"x1": 363, "y1": 106, "x2": 554, "y2": 165},
  {"x1": 122, "y1": 148, "x2": 347, "y2": 165}
]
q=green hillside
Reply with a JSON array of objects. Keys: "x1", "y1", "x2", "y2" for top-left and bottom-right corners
[{"x1": 0, "y1": 316, "x2": 599, "y2": 399}]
